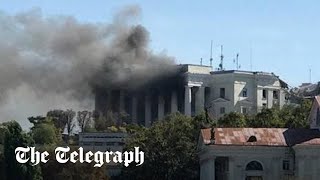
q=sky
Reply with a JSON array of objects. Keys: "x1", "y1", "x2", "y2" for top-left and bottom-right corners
[{"x1": 1, "y1": 0, "x2": 320, "y2": 87}]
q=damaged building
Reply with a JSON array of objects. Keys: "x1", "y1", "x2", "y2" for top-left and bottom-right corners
[{"x1": 95, "y1": 64, "x2": 289, "y2": 126}]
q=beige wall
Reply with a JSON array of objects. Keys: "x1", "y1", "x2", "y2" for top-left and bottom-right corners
[
  {"x1": 199, "y1": 145, "x2": 320, "y2": 180},
  {"x1": 205, "y1": 71, "x2": 286, "y2": 119}
]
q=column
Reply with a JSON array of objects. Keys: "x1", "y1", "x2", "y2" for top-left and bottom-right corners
[
  {"x1": 145, "y1": 94, "x2": 151, "y2": 127},
  {"x1": 118, "y1": 90, "x2": 125, "y2": 125},
  {"x1": 267, "y1": 90, "x2": 273, "y2": 108},
  {"x1": 158, "y1": 95, "x2": 165, "y2": 120},
  {"x1": 171, "y1": 91, "x2": 178, "y2": 113},
  {"x1": 119, "y1": 90, "x2": 125, "y2": 113},
  {"x1": 184, "y1": 86, "x2": 192, "y2": 116},
  {"x1": 195, "y1": 87, "x2": 205, "y2": 115},
  {"x1": 105, "y1": 90, "x2": 111, "y2": 113},
  {"x1": 131, "y1": 96, "x2": 137, "y2": 124}
]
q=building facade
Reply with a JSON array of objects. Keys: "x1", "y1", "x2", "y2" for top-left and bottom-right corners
[
  {"x1": 95, "y1": 64, "x2": 288, "y2": 126},
  {"x1": 78, "y1": 132, "x2": 128, "y2": 176},
  {"x1": 198, "y1": 128, "x2": 320, "y2": 180}
]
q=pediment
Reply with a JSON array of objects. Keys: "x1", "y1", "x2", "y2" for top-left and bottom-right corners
[{"x1": 211, "y1": 97, "x2": 230, "y2": 103}]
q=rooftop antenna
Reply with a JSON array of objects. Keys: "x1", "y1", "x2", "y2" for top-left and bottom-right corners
[
  {"x1": 250, "y1": 45, "x2": 253, "y2": 71},
  {"x1": 210, "y1": 40, "x2": 213, "y2": 70},
  {"x1": 219, "y1": 45, "x2": 224, "y2": 70},
  {"x1": 309, "y1": 68, "x2": 312, "y2": 83},
  {"x1": 233, "y1": 53, "x2": 240, "y2": 70}
]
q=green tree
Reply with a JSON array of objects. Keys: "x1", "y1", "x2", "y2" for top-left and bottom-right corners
[
  {"x1": 247, "y1": 108, "x2": 284, "y2": 128},
  {"x1": 40, "y1": 146, "x2": 109, "y2": 180},
  {"x1": 28, "y1": 116, "x2": 61, "y2": 145},
  {"x1": 121, "y1": 113, "x2": 200, "y2": 180},
  {"x1": 217, "y1": 112, "x2": 247, "y2": 127},
  {"x1": 281, "y1": 99, "x2": 312, "y2": 128},
  {"x1": 3, "y1": 121, "x2": 42, "y2": 180}
]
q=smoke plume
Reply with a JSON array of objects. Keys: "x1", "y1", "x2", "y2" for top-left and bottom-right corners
[{"x1": 0, "y1": 6, "x2": 176, "y2": 128}]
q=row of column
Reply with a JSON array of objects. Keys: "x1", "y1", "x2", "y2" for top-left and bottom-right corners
[
  {"x1": 126, "y1": 91, "x2": 179, "y2": 127},
  {"x1": 114, "y1": 82, "x2": 205, "y2": 127}
]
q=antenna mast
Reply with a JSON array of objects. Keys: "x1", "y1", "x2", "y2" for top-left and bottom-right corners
[
  {"x1": 250, "y1": 45, "x2": 253, "y2": 71},
  {"x1": 219, "y1": 45, "x2": 224, "y2": 70},
  {"x1": 309, "y1": 68, "x2": 312, "y2": 83},
  {"x1": 236, "y1": 53, "x2": 240, "y2": 70},
  {"x1": 210, "y1": 40, "x2": 213, "y2": 69}
]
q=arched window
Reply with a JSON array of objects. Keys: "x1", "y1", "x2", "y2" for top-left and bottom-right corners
[
  {"x1": 247, "y1": 136, "x2": 257, "y2": 142},
  {"x1": 246, "y1": 161, "x2": 263, "y2": 171}
]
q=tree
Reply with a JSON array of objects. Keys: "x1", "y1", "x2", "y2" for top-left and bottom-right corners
[
  {"x1": 217, "y1": 112, "x2": 247, "y2": 128},
  {"x1": 32, "y1": 122, "x2": 58, "y2": 145},
  {"x1": 64, "y1": 109, "x2": 76, "y2": 136},
  {"x1": 47, "y1": 110, "x2": 67, "y2": 130},
  {"x1": 281, "y1": 99, "x2": 312, "y2": 128},
  {"x1": 247, "y1": 108, "x2": 284, "y2": 128},
  {"x1": 47, "y1": 109, "x2": 76, "y2": 136},
  {"x1": 3, "y1": 121, "x2": 42, "y2": 180},
  {"x1": 121, "y1": 113, "x2": 200, "y2": 180},
  {"x1": 28, "y1": 116, "x2": 61, "y2": 145},
  {"x1": 77, "y1": 110, "x2": 92, "y2": 132},
  {"x1": 40, "y1": 146, "x2": 109, "y2": 180}
]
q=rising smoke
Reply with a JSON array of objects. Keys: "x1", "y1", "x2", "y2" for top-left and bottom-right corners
[{"x1": 0, "y1": 5, "x2": 176, "y2": 128}]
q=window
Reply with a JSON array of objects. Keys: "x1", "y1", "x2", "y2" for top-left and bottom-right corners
[
  {"x1": 220, "y1": 88, "x2": 225, "y2": 98},
  {"x1": 220, "y1": 107, "x2": 225, "y2": 114},
  {"x1": 283, "y1": 160, "x2": 290, "y2": 170},
  {"x1": 241, "y1": 107, "x2": 248, "y2": 114},
  {"x1": 247, "y1": 136, "x2": 257, "y2": 142},
  {"x1": 246, "y1": 161, "x2": 263, "y2": 171},
  {"x1": 262, "y1": 89, "x2": 267, "y2": 99},
  {"x1": 273, "y1": 90, "x2": 279, "y2": 99},
  {"x1": 242, "y1": 88, "x2": 248, "y2": 97}
]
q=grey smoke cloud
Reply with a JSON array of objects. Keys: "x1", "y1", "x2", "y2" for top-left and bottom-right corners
[{"x1": 0, "y1": 6, "x2": 176, "y2": 128}]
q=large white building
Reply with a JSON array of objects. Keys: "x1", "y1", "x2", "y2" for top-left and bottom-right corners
[
  {"x1": 95, "y1": 64, "x2": 289, "y2": 125},
  {"x1": 198, "y1": 96, "x2": 320, "y2": 180}
]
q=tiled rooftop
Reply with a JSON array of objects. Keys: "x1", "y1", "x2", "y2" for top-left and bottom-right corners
[{"x1": 201, "y1": 128, "x2": 320, "y2": 146}]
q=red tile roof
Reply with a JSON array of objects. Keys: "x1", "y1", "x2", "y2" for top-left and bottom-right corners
[{"x1": 200, "y1": 128, "x2": 320, "y2": 146}]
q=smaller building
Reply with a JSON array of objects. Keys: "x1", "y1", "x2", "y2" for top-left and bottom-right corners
[
  {"x1": 198, "y1": 128, "x2": 320, "y2": 180},
  {"x1": 78, "y1": 132, "x2": 128, "y2": 177},
  {"x1": 78, "y1": 132, "x2": 128, "y2": 152}
]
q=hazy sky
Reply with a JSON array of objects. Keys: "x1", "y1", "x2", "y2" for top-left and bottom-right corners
[{"x1": 1, "y1": 0, "x2": 320, "y2": 87}]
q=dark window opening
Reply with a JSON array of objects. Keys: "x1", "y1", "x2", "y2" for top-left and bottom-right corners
[
  {"x1": 242, "y1": 88, "x2": 248, "y2": 97},
  {"x1": 246, "y1": 161, "x2": 263, "y2": 171},
  {"x1": 273, "y1": 90, "x2": 279, "y2": 99},
  {"x1": 220, "y1": 88, "x2": 225, "y2": 98},
  {"x1": 262, "y1": 89, "x2": 267, "y2": 99},
  {"x1": 247, "y1": 136, "x2": 257, "y2": 142},
  {"x1": 242, "y1": 107, "x2": 248, "y2": 114},
  {"x1": 283, "y1": 160, "x2": 290, "y2": 170},
  {"x1": 220, "y1": 107, "x2": 225, "y2": 114}
]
